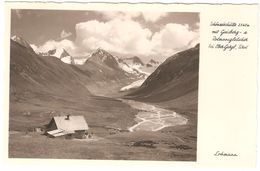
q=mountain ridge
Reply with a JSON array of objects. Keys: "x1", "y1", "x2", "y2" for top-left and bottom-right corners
[
  {"x1": 11, "y1": 35, "x2": 35, "y2": 53},
  {"x1": 126, "y1": 44, "x2": 199, "y2": 112}
]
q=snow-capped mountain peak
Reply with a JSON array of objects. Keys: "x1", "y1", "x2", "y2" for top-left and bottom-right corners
[
  {"x1": 95, "y1": 47, "x2": 105, "y2": 55},
  {"x1": 90, "y1": 48, "x2": 115, "y2": 62},
  {"x1": 39, "y1": 48, "x2": 74, "y2": 64},
  {"x1": 87, "y1": 48, "x2": 120, "y2": 69}
]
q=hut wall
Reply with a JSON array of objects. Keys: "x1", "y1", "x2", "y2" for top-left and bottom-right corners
[{"x1": 74, "y1": 130, "x2": 87, "y2": 139}]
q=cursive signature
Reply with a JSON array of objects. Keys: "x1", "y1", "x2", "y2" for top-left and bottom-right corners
[{"x1": 214, "y1": 151, "x2": 238, "y2": 157}]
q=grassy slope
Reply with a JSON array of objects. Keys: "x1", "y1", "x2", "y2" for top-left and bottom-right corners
[
  {"x1": 9, "y1": 130, "x2": 195, "y2": 161},
  {"x1": 9, "y1": 94, "x2": 137, "y2": 133},
  {"x1": 9, "y1": 40, "x2": 138, "y2": 139},
  {"x1": 127, "y1": 44, "x2": 199, "y2": 104}
]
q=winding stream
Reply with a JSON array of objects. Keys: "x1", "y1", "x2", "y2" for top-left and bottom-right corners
[{"x1": 120, "y1": 99, "x2": 188, "y2": 132}]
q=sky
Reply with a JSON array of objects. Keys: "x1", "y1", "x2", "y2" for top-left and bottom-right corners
[{"x1": 11, "y1": 10, "x2": 199, "y2": 62}]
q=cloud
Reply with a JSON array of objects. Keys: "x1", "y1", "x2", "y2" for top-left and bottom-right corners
[
  {"x1": 150, "y1": 23, "x2": 199, "y2": 57},
  {"x1": 142, "y1": 12, "x2": 168, "y2": 22},
  {"x1": 99, "y1": 11, "x2": 168, "y2": 23},
  {"x1": 36, "y1": 39, "x2": 76, "y2": 55},
  {"x1": 73, "y1": 19, "x2": 198, "y2": 59},
  {"x1": 100, "y1": 11, "x2": 141, "y2": 20},
  {"x1": 35, "y1": 16, "x2": 199, "y2": 61},
  {"x1": 75, "y1": 18, "x2": 152, "y2": 56},
  {"x1": 60, "y1": 30, "x2": 72, "y2": 39},
  {"x1": 153, "y1": 24, "x2": 197, "y2": 49}
]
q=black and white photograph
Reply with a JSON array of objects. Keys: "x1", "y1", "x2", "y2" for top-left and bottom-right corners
[{"x1": 9, "y1": 9, "x2": 199, "y2": 160}]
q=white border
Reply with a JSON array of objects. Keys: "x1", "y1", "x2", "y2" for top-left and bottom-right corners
[{"x1": 0, "y1": 1, "x2": 259, "y2": 171}]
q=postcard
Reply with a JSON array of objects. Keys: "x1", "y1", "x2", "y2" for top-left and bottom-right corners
[{"x1": 2, "y1": 2, "x2": 258, "y2": 168}]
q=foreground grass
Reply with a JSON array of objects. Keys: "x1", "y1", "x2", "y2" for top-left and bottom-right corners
[{"x1": 9, "y1": 127, "x2": 196, "y2": 161}]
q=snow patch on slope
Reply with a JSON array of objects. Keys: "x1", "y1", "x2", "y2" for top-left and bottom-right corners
[
  {"x1": 52, "y1": 48, "x2": 64, "y2": 59},
  {"x1": 120, "y1": 79, "x2": 146, "y2": 91},
  {"x1": 74, "y1": 58, "x2": 87, "y2": 65},
  {"x1": 60, "y1": 56, "x2": 72, "y2": 64},
  {"x1": 130, "y1": 64, "x2": 150, "y2": 76},
  {"x1": 115, "y1": 56, "x2": 148, "y2": 78}
]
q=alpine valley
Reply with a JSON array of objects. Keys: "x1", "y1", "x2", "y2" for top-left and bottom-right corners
[{"x1": 9, "y1": 35, "x2": 199, "y2": 161}]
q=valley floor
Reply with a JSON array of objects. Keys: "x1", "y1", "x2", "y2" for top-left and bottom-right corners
[{"x1": 9, "y1": 94, "x2": 197, "y2": 161}]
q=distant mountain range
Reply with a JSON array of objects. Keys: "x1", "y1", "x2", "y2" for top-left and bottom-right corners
[
  {"x1": 11, "y1": 36, "x2": 160, "y2": 78},
  {"x1": 10, "y1": 37, "x2": 147, "y2": 96},
  {"x1": 10, "y1": 35, "x2": 199, "y2": 113},
  {"x1": 12, "y1": 36, "x2": 160, "y2": 74}
]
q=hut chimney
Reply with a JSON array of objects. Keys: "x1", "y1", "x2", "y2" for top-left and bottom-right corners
[{"x1": 65, "y1": 114, "x2": 70, "y2": 120}]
